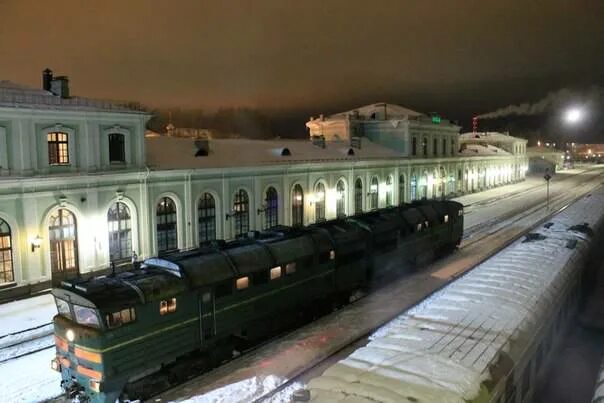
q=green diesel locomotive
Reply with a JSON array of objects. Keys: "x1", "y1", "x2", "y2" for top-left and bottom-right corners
[{"x1": 50, "y1": 200, "x2": 463, "y2": 402}]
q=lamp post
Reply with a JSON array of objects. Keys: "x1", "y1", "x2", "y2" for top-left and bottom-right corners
[{"x1": 544, "y1": 169, "x2": 551, "y2": 210}]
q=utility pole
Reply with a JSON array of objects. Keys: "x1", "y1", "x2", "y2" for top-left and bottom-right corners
[{"x1": 544, "y1": 169, "x2": 552, "y2": 210}]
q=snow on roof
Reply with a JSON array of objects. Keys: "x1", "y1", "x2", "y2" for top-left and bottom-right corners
[
  {"x1": 460, "y1": 143, "x2": 511, "y2": 156},
  {"x1": 0, "y1": 80, "x2": 146, "y2": 114},
  {"x1": 328, "y1": 103, "x2": 424, "y2": 120},
  {"x1": 460, "y1": 132, "x2": 526, "y2": 143},
  {"x1": 145, "y1": 136, "x2": 402, "y2": 170},
  {"x1": 309, "y1": 190, "x2": 604, "y2": 402}
]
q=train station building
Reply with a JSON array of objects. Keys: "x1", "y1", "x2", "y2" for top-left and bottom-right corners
[{"x1": 0, "y1": 73, "x2": 527, "y2": 299}]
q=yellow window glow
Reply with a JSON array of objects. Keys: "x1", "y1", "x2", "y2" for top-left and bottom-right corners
[
  {"x1": 236, "y1": 277, "x2": 249, "y2": 290},
  {"x1": 270, "y1": 266, "x2": 281, "y2": 280}
]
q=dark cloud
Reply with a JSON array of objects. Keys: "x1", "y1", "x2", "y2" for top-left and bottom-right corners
[{"x1": 1, "y1": 0, "x2": 603, "y2": 134}]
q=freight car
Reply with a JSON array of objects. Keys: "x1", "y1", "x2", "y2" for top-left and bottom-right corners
[{"x1": 50, "y1": 200, "x2": 463, "y2": 403}]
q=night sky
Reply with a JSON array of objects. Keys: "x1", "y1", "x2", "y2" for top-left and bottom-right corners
[{"x1": 1, "y1": 0, "x2": 603, "y2": 137}]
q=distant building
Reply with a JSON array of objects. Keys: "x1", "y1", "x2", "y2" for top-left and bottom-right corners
[
  {"x1": 527, "y1": 146, "x2": 565, "y2": 173},
  {"x1": 572, "y1": 144, "x2": 604, "y2": 161},
  {"x1": 0, "y1": 79, "x2": 528, "y2": 299}
]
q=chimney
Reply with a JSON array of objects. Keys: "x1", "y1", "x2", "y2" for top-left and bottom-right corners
[
  {"x1": 50, "y1": 76, "x2": 70, "y2": 98},
  {"x1": 42, "y1": 68, "x2": 53, "y2": 91}
]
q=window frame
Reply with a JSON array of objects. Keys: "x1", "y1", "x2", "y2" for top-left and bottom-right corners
[
  {"x1": 291, "y1": 184, "x2": 304, "y2": 227},
  {"x1": 264, "y1": 187, "x2": 279, "y2": 229},
  {"x1": 0, "y1": 218, "x2": 14, "y2": 284},
  {"x1": 47, "y1": 131, "x2": 70, "y2": 165},
  {"x1": 156, "y1": 197, "x2": 178, "y2": 253},
  {"x1": 108, "y1": 133, "x2": 126, "y2": 163},
  {"x1": 233, "y1": 189, "x2": 250, "y2": 238},
  {"x1": 198, "y1": 192, "x2": 216, "y2": 243}
]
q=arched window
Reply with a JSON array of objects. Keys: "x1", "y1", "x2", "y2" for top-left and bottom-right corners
[
  {"x1": 314, "y1": 182, "x2": 326, "y2": 222},
  {"x1": 422, "y1": 137, "x2": 428, "y2": 157},
  {"x1": 264, "y1": 187, "x2": 278, "y2": 229},
  {"x1": 354, "y1": 178, "x2": 363, "y2": 214},
  {"x1": 292, "y1": 184, "x2": 304, "y2": 227},
  {"x1": 198, "y1": 193, "x2": 216, "y2": 243},
  {"x1": 48, "y1": 132, "x2": 69, "y2": 165},
  {"x1": 442, "y1": 138, "x2": 447, "y2": 156},
  {"x1": 398, "y1": 175, "x2": 405, "y2": 205},
  {"x1": 369, "y1": 177, "x2": 379, "y2": 210},
  {"x1": 0, "y1": 219, "x2": 13, "y2": 284},
  {"x1": 156, "y1": 197, "x2": 177, "y2": 252},
  {"x1": 410, "y1": 175, "x2": 417, "y2": 201},
  {"x1": 49, "y1": 209, "x2": 78, "y2": 284},
  {"x1": 108, "y1": 202, "x2": 131, "y2": 262},
  {"x1": 412, "y1": 137, "x2": 417, "y2": 156},
  {"x1": 433, "y1": 138, "x2": 438, "y2": 156},
  {"x1": 385, "y1": 175, "x2": 393, "y2": 206},
  {"x1": 109, "y1": 133, "x2": 125, "y2": 163},
  {"x1": 233, "y1": 189, "x2": 249, "y2": 238},
  {"x1": 336, "y1": 180, "x2": 346, "y2": 217}
]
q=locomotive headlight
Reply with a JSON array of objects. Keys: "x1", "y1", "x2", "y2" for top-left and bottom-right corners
[{"x1": 66, "y1": 329, "x2": 75, "y2": 342}]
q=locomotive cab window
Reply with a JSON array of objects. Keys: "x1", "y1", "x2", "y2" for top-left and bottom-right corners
[
  {"x1": 106, "y1": 307, "x2": 136, "y2": 328},
  {"x1": 160, "y1": 298, "x2": 177, "y2": 315},
  {"x1": 236, "y1": 276, "x2": 250, "y2": 290},
  {"x1": 55, "y1": 298, "x2": 72, "y2": 320},
  {"x1": 73, "y1": 305, "x2": 101, "y2": 329},
  {"x1": 270, "y1": 266, "x2": 282, "y2": 280}
]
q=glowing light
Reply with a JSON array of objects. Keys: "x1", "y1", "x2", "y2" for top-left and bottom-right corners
[
  {"x1": 66, "y1": 329, "x2": 75, "y2": 342},
  {"x1": 565, "y1": 108, "x2": 583, "y2": 124}
]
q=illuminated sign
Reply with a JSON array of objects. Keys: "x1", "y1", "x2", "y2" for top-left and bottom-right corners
[{"x1": 432, "y1": 116, "x2": 441, "y2": 124}]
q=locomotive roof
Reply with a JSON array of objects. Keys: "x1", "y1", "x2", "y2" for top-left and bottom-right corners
[{"x1": 56, "y1": 268, "x2": 186, "y2": 311}]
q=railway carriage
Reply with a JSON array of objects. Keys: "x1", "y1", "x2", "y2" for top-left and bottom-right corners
[{"x1": 50, "y1": 200, "x2": 463, "y2": 403}]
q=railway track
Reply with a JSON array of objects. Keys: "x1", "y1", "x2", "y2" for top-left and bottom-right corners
[
  {"x1": 0, "y1": 322, "x2": 54, "y2": 364},
  {"x1": 243, "y1": 171, "x2": 604, "y2": 402}
]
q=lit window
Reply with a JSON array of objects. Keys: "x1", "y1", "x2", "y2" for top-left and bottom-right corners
[
  {"x1": 417, "y1": 223, "x2": 422, "y2": 232},
  {"x1": 106, "y1": 307, "x2": 136, "y2": 328},
  {"x1": 285, "y1": 262, "x2": 296, "y2": 275},
  {"x1": 329, "y1": 250, "x2": 335, "y2": 260},
  {"x1": 48, "y1": 132, "x2": 69, "y2": 165},
  {"x1": 160, "y1": 298, "x2": 177, "y2": 315},
  {"x1": 458, "y1": 209, "x2": 463, "y2": 216},
  {"x1": 270, "y1": 266, "x2": 282, "y2": 280},
  {"x1": 236, "y1": 276, "x2": 249, "y2": 290},
  {"x1": 444, "y1": 215, "x2": 449, "y2": 223},
  {"x1": 425, "y1": 221, "x2": 429, "y2": 228}
]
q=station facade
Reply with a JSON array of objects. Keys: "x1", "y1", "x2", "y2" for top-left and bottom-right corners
[{"x1": 0, "y1": 77, "x2": 527, "y2": 299}]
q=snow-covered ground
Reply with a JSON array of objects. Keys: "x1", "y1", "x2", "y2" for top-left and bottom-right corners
[
  {"x1": 0, "y1": 348, "x2": 62, "y2": 402},
  {"x1": 0, "y1": 294, "x2": 55, "y2": 336}
]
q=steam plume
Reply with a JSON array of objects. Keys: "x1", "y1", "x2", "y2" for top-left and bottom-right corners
[{"x1": 477, "y1": 86, "x2": 603, "y2": 119}]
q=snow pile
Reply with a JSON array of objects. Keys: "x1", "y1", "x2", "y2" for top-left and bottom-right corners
[
  {"x1": 0, "y1": 294, "x2": 55, "y2": 336},
  {"x1": 309, "y1": 190, "x2": 604, "y2": 402},
  {"x1": 179, "y1": 375, "x2": 288, "y2": 403}
]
